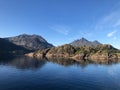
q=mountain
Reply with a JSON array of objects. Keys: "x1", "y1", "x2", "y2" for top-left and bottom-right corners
[
  {"x1": 70, "y1": 38, "x2": 101, "y2": 47},
  {"x1": 5, "y1": 34, "x2": 54, "y2": 51},
  {"x1": 26, "y1": 43, "x2": 120, "y2": 63},
  {"x1": 0, "y1": 38, "x2": 29, "y2": 57}
]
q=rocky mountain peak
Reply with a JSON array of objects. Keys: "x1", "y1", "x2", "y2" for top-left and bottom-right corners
[
  {"x1": 70, "y1": 37, "x2": 101, "y2": 47},
  {"x1": 5, "y1": 34, "x2": 54, "y2": 50}
]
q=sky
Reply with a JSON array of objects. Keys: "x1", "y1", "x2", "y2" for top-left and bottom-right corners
[{"x1": 0, "y1": 0, "x2": 120, "y2": 48}]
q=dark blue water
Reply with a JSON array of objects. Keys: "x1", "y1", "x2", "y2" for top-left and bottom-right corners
[{"x1": 0, "y1": 56, "x2": 120, "y2": 90}]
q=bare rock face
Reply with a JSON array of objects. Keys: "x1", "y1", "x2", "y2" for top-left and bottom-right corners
[
  {"x1": 108, "y1": 54, "x2": 118, "y2": 62},
  {"x1": 33, "y1": 53, "x2": 44, "y2": 58},
  {"x1": 108, "y1": 54, "x2": 118, "y2": 59},
  {"x1": 25, "y1": 52, "x2": 44, "y2": 58},
  {"x1": 46, "y1": 53, "x2": 70, "y2": 58},
  {"x1": 88, "y1": 53, "x2": 108, "y2": 60},
  {"x1": 87, "y1": 53, "x2": 119, "y2": 62},
  {"x1": 71, "y1": 53, "x2": 85, "y2": 60},
  {"x1": 25, "y1": 53, "x2": 34, "y2": 58}
]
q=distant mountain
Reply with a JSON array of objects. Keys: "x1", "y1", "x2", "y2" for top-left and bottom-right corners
[
  {"x1": 70, "y1": 38, "x2": 102, "y2": 47},
  {"x1": 5, "y1": 34, "x2": 54, "y2": 51},
  {"x1": 0, "y1": 38, "x2": 29, "y2": 57}
]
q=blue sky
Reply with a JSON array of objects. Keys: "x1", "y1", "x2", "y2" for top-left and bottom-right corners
[{"x1": 0, "y1": 0, "x2": 120, "y2": 48}]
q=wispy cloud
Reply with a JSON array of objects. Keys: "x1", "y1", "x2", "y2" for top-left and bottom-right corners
[
  {"x1": 95, "y1": 11, "x2": 120, "y2": 31},
  {"x1": 92, "y1": 4, "x2": 120, "y2": 49},
  {"x1": 107, "y1": 30, "x2": 117, "y2": 37},
  {"x1": 94, "y1": 6, "x2": 120, "y2": 31},
  {"x1": 94, "y1": 8, "x2": 120, "y2": 45},
  {"x1": 113, "y1": 20, "x2": 120, "y2": 27},
  {"x1": 49, "y1": 25, "x2": 70, "y2": 35}
]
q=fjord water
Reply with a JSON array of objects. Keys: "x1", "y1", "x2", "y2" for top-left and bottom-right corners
[{"x1": 0, "y1": 56, "x2": 120, "y2": 90}]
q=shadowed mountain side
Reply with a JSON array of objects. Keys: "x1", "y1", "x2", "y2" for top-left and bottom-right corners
[{"x1": 0, "y1": 38, "x2": 30, "y2": 57}]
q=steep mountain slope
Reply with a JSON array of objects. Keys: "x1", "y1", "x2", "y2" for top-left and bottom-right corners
[
  {"x1": 5, "y1": 34, "x2": 54, "y2": 50},
  {"x1": 70, "y1": 38, "x2": 101, "y2": 47}
]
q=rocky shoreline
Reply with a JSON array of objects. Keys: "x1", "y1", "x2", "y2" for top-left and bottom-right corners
[
  {"x1": 25, "y1": 52, "x2": 120, "y2": 62},
  {"x1": 25, "y1": 44, "x2": 120, "y2": 63}
]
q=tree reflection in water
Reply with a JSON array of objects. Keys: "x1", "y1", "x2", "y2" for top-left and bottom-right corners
[
  {"x1": 0, "y1": 56, "x2": 120, "y2": 70},
  {"x1": 0, "y1": 56, "x2": 47, "y2": 70}
]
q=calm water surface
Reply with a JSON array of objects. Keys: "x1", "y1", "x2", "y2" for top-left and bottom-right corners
[{"x1": 0, "y1": 56, "x2": 120, "y2": 90}]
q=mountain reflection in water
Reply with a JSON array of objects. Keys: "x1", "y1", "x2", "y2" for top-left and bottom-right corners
[
  {"x1": 0, "y1": 56, "x2": 120, "y2": 90},
  {"x1": 0, "y1": 56, "x2": 120, "y2": 70},
  {"x1": 0, "y1": 56, "x2": 46, "y2": 70}
]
